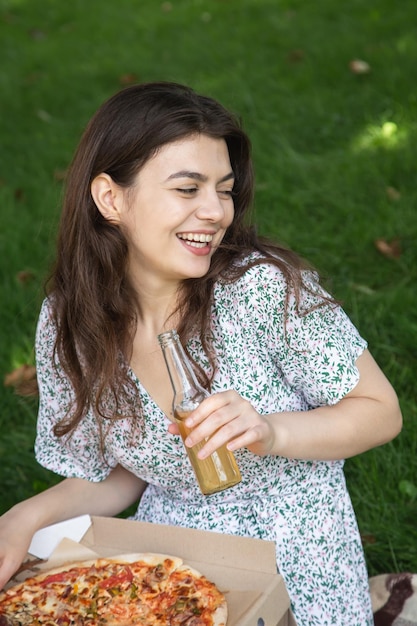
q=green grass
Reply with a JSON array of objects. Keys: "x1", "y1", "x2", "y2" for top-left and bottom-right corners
[{"x1": 1, "y1": 0, "x2": 416, "y2": 576}]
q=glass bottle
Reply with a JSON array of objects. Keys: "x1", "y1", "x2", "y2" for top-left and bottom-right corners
[{"x1": 158, "y1": 330, "x2": 241, "y2": 495}]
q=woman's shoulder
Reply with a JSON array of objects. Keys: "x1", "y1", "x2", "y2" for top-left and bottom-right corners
[
  {"x1": 216, "y1": 251, "x2": 292, "y2": 297},
  {"x1": 212, "y1": 252, "x2": 293, "y2": 327},
  {"x1": 213, "y1": 251, "x2": 335, "y2": 328},
  {"x1": 35, "y1": 296, "x2": 59, "y2": 361},
  {"x1": 36, "y1": 296, "x2": 56, "y2": 331},
  {"x1": 227, "y1": 250, "x2": 290, "y2": 279}
]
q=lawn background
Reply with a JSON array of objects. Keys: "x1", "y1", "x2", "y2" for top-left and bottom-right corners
[{"x1": 0, "y1": 0, "x2": 416, "y2": 577}]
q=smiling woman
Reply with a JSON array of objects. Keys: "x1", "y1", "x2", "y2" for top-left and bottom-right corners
[{"x1": 0, "y1": 82, "x2": 402, "y2": 626}]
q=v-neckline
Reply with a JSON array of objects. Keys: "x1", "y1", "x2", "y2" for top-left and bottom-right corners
[{"x1": 128, "y1": 365, "x2": 171, "y2": 422}]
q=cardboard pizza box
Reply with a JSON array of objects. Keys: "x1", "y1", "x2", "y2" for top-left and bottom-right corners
[{"x1": 15, "y1": 515, "x2": 297, "y2": 626}]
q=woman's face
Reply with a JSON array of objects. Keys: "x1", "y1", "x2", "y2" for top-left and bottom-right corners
[{"x1": 118, "y1": 134, "x2": 235, "y2": 291}]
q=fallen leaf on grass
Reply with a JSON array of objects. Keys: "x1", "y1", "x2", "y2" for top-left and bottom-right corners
[
  {"x1": 53, "y1": 168, "x2": 67, "y2": 182},
  {"x1": 119, "y1": 73, "x2": 139, "y2": 85},
  {"x1": 374, "y1": 237, "x2": 401, "y2": 259},
  {"x1": 4, "y1": 364, "x2": 38, "y2": 396},
  {"x1": 349, "y1": 59, "x2": 371, "y2": 74},
  {"x1": 350, "y1": 283, "x2": 376, "y2": 296},
  {"x1": 16, "y1": 270, "x2": 36, "y2": 285},
  {"x1": 386, "y1": 186, "x2": 401, "y2": 201},
  {"x1": 287, "y1": 49, "x2": 305, "y2": 63},
  {"x1": 37, "y1": 109, "x2": 52, "y2": 122},
  {"x1": 361, "y1": 533, "x2": 376, "y2": 546}
]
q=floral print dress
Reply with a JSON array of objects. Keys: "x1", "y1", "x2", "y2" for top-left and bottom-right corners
[{"x1": 35, "y1": 256, "x2": 374, "y2": 626}]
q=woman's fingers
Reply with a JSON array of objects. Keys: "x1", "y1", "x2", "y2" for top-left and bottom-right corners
[{"x1": 172, "y1": 391, "x2": 274, "y2": 457}]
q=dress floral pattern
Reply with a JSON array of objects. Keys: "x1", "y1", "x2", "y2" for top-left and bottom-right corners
[{"x1": 35, "y1": 255, "x2": 373, "y2": 626}]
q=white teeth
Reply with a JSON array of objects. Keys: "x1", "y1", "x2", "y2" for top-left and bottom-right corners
[
  {"x1": 186, "y1": 240, "x2": 206, "y2": 248},
  {"x1": 177, "y1": 233, "x2": 213, "y2": 243}
]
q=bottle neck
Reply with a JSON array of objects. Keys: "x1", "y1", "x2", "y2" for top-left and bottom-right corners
[{"x1": 158, "y1": 330, "x2": 208, "y2": 411}]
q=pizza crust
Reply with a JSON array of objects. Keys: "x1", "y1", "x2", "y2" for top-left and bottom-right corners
[
  {"x1": 20, "y1": 552, "x2": 184, "y2": 581},
  {"x1": 208, "y1": 598, "x2": 228, "y2": 626}
]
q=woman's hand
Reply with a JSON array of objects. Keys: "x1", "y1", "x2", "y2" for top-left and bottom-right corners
[
  {"x1": 0, "y1": 510, "x2": 34, "y2": 591},
  {"x1": 168, "y1": 390, "x2": 277, "y2": 458},
  {"x1": 0, "y1": 466, "x2": 146, "y2": 590}
]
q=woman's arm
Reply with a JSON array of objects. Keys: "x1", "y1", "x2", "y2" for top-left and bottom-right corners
[
  {"x1": 0, "y1": 465, "x2": 146, "y2": 589},
  {"x1": 180, "y1": 349, "x2": 402, "y2": 460}
]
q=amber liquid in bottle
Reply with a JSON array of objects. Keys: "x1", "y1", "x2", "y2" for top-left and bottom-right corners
[
  {"x1": 175, "y1": 410, "x2": 241, "y2": 495},
  {"x1": 158, "y1": 330, "x2": 241, "y2": 495}
]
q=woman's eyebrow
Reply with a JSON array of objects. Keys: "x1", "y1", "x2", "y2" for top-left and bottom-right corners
[{"x1": 165, "y1": 170, "x2": 235, "y2": 183}]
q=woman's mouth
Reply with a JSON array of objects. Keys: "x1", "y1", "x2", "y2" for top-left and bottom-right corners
[{"x1": 177, "y1": 233, "x2": 213, "y2": 249}]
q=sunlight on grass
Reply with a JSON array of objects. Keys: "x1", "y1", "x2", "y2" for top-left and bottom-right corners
[{"x1": 351, "y1": 120, "x2": 409, "y2": 152}]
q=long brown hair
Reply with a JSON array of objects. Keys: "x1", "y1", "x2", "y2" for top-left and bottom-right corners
[{"x1": 47, "y1": 81, "x2": 317, "y2": 440}]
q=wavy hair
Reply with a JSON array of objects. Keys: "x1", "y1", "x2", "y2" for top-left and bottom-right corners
[{"x1": 46, "y1": 81, "x2": 318, "y2": 441}]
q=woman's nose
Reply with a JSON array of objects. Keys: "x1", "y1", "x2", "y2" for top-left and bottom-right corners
[{"x1": 195, "y1": 190, "x2": 227, "y2": 222}]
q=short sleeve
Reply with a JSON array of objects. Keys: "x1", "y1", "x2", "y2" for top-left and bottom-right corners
[
  {"x1": 235, "y1": 261, "x2": 368, "y2": 408},
  {"x1": 276, "y1": 272, "x2": 367, "y2": 406},
  {"x1": 34, "y1": 299, "x2": 114, "y2": 481}
]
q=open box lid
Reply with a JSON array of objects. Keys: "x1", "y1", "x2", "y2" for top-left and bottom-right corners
[{"x1": 84, "y1": 516, "x2": 278, "y2": 574}]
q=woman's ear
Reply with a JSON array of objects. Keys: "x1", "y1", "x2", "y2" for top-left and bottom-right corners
[{"x1": 91, "y1": 173, "x2": 123, "y2": 224}]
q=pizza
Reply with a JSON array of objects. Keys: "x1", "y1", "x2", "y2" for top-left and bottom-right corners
[{"x1": 0, "y1": 553, "x2": 227, "y2": 625}]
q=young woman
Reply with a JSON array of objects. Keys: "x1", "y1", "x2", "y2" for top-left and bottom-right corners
[{"x1": 0, "y1": 82, "x2": 402, "y2": 625}]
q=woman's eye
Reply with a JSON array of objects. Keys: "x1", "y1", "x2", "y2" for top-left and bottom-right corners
[
  {"x1": 177, "y1": 187, "x2": 197, "y2": 195},
  {"x1": 218, "y1": 189, "x2": 235, "y2": 199},
  {"x1": 175, "y1": 187, "x2": 234, "y2": 198}
]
